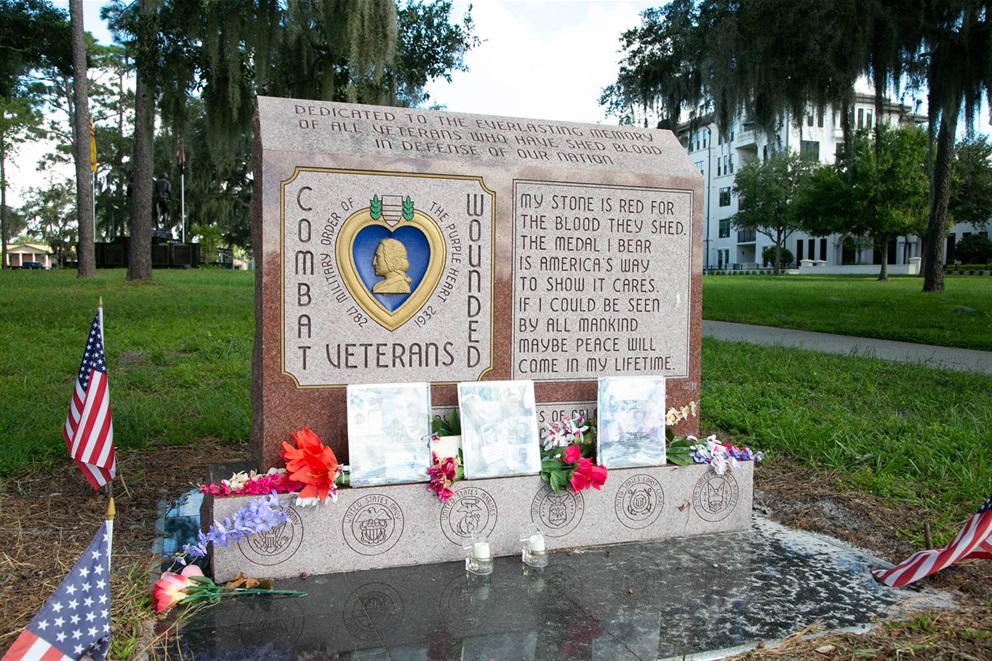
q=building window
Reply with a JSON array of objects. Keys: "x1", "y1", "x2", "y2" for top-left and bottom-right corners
[
  {"x1": 857, "y1": 108, "x2": 864, "y2": 129},
  {"x1": 729, "y1": 154, "x2": 734, "y2": 173},
  {"x1": 719, "y1": 218, "x2": 730, "y2": 238},
  {"x1": 719, "y1": 187, "x2": 731, "y2": 207},
  {"x1": 866, "y1": 111, "x2": 873, "y2": 129},
  {"x1": 800, "y1": 140, "x2": 820, "y2": 161},
  {"x1": 820, "y1": 238, "x2": 827, "y2": 261},
  {"x1": 807, "y1": 112, "x2": 814, "y2": 127},
  {"x1": 695, "y1": 160, "x2": 704, "y2": 174},
  {"x1": 818, "y1": 109, "x2": 824, "y2": 128}
]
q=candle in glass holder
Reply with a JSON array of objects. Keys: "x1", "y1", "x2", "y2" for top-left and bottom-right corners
[
  {"x1": 466, "y1": 539, "x2": 493, "y2": 575},
  {"x1": 522, "y1": 532, "x2": 548, "y2": 567}
]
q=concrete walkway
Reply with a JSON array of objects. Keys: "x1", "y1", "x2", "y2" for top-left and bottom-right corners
[{"x1": 703, "y1": 320, "x2": 992, "y2": 375}]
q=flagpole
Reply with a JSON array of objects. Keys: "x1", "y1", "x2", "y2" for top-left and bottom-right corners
[
  {"x1": 181, "y1": 168, "x2": 186, "y2": 243},
  {"x1": 106, "y1": 496, "x2": 115, "y2": 561}
]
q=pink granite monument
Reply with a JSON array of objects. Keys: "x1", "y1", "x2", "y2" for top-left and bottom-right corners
[
  {"x1": 209, "y1": 98, "x2": 740, "y2": 579},
  {"x1": 251, "y1": 97, "x2": 703, "y2": 470}
]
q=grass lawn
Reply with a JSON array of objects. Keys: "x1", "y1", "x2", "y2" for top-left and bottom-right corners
[
  {"x1": 0, "y1": 269, "x2": 254, "y2": 473},
  {"x1": 703, "y1": 274, "x2": 992, "y2": 350},
  {"x1": 1, "y1": 268, "x2": 989, "y2": 546}
]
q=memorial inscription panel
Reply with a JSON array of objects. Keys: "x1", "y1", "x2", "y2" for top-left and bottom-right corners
[{"x1": 511, "y1": 181, "x2": 692, "y2": 380}]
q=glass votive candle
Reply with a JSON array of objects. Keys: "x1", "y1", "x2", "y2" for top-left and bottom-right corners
[
  {"x1": 522, "y1": 532, "x2": 548, "y2": 567},
  {"x1": 465, "y1": 539, "x2": 493, "y2": 575}
]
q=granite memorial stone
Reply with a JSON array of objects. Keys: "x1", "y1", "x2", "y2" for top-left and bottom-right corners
[{"x1": 251, "y1": 97, "x2": 703, "y2": 469}]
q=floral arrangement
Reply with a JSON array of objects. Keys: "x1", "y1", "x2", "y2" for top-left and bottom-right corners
[
  {"x1": 157, "y1": 428, "x2": 343, "y2": 613},
  {"x1": 664, "y1": 403, "x2": 763, "y2": 474},
  {"x1": 279, "y1": 427, "x2": 343, "y2": 505},
  {"x1": 540, "y1": 415, "x2": 607, "y2": 494},
  {"x1": 426, "y1": 410, "x2": 465, "y2": 502},
  {"x1": 427, "y1": 450, "x2": 463, "y2": 502},
  {"x1": 179, "y1": 493, "x2": 289, "y2": 563},
  {"x1": 152, "y1": 564, "x2": 304, "y2": 613},
  {"x1": 200, "y1": 467, "x2": 302, "y2": 496}
]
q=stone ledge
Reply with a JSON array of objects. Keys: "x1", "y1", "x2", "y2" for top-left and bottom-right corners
[{"x1": 208, "y1": 462, "x2": 752, "y2": 581}]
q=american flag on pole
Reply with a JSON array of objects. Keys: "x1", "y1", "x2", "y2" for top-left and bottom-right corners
[
  {"x1": 63, "y1": 308, "x2": 116, "y2": 490},
  {"x1": 872, "y1": 494, "x2": 992, "y2": 587},
  {"x1": 1, "y1": 519, "x2": 112, "y2": 661}
]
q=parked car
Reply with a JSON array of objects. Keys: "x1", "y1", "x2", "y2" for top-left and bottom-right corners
[{"x1": 20, "y1": 261, "x2": 46, "y2": 269}]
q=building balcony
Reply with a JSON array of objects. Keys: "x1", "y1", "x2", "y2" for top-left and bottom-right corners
[{"x1": 737, "y1": 228, "x2": 756, "y2": 243}]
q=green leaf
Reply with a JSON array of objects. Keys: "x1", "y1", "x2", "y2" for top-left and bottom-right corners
[
  {"x1": 370, "y1": 195, "x2": 382, "y2": 220},
  {"x1": 403, "y1": 196, "x2": 414, "y2": 221}
]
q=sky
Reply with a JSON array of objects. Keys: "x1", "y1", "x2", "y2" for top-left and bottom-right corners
[{"x1": 7, "y1": 1, "x2": 652, "y2": 208}]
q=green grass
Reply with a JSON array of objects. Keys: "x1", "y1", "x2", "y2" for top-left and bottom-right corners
[
  {"x1": 0, "y1": 269, "x2": 254, "y2": 475},
  {"x1": 701, "y1": 337, "x2": 992, "y2": 544},
  {"x1": 1, "y1": 268, "x2": 989, "y2": 545},
  {"x1": 703, "y1": 274, "x2": 992, "y2": 350}
]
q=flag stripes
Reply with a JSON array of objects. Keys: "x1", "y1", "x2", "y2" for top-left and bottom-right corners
[
  {"x1": 872, "y1": 495, "x2": 992, "y2": 587},
  {"x1": 63, "y1": 310, "x2": 116, "y2": 490}
]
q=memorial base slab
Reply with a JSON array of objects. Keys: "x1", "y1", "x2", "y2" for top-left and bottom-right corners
[{"x1": 208, "y1": 463, "x2": 752, "y2": 582}]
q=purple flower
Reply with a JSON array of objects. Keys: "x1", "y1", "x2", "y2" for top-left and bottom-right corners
[{"x1": 182, "y1": 494, "x2": 289, "y2": 559}]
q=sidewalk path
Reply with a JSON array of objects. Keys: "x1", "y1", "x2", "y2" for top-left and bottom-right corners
[{"x1": 703, "y1": 320, "x2": 992, "y2": 375}]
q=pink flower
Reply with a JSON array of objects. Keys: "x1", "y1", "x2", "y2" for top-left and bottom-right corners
[
  {"x1": 152, "y1": 565, "x2": 202, "y2": 613},
  {"x1": 569, "y1": 469, "x2": 590, "y2": 494},
  {"x1": 568, "y1": 458, "x2": 608, "y2": 494},
  {"x1": 428, "y1": 451, "x2": 462, "y2": 502},
  {"x1": 562, "y1": 444, "x2": 582, "y2": 464},
  {"x1": 588, "y1": 464, "x2": 607, "y2": 490}
]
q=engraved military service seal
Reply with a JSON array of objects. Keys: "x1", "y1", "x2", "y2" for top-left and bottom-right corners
[
  {"x1": 343, "y1": 494, "x2": 404, "y2": 555},
  {"x1": 692, "y1": 470, "x2": 740, "y2": 522},
  {"x1": 530, "y1": 483, "x2": 584, "y2": 537},
  {"x1": 614, "y1": 474, "x2": 664, "y2": 530},
  {"x1": 343, "y1": 582, "x2": 403, "y2": 640},
  {"x1": 440, "y1": 486, "x2": 498, "y2": 546},
  {"x1": 238, "y1": 506, "x2": 304, "y2": 566}
]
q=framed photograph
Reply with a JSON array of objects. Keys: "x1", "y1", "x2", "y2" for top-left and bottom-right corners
[
  {"x1": 458, "y1": 381, "x2": 541, "y2": 479},
  {"x1": 347, "y1": 382, "x2": 432, "y2": 487},
  {"x1": 597, "y1": 376, "x2": 667, "y2": 469}
]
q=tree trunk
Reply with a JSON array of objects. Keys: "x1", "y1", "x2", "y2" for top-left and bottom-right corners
[
  {"x1": 876, "y1": 234, "x2": 889, "y2": 282},
  {"x1": 773, "y1": 229, "x2": 782, "y2": 275},
  {"x1": 922, "y1": 112, "x2": 956, "y2": 293},
  {"x1": 127, "y1": 0, "x2": 154, "y2": 281},
  {"x1": 1, "y1": 140, "x2": 8, "y2": 269},
  {"x1": 69, "y1": 0, "x2": 95, "y2": 278}
]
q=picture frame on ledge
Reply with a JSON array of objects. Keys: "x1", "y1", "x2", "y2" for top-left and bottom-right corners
[
  {"x1": 458, "y1": 380, "x2": 541, "y2": 479},
  {"x1": 347, "y1": 382, "x2": 432, "y2": 487},
  {"x1": 597, "y1": 376, "x2": 667, "y2": 468}
]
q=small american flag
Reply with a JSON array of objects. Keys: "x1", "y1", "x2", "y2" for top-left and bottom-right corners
[
  {"x1": 1, "y1": 520, "x2": 112, "y2": 661},
  {"x1": 872, "y1": 494, "x2": 992, "y2": 587},
  {"x1": 63, "y1": 309, "x2": 116, "y2": 490}
]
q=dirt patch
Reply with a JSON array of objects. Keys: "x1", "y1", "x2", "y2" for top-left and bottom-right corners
[
  {"x1": 736, "y1": 458, "x2": 992, "y2": 660},
  {"x1": 0, "y1": 448, "x2": 988, "y2": 659}
]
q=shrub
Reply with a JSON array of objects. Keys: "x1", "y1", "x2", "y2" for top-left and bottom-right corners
[
  {"x1": 762, "y1": 245, "x2": 794, "y2": 269},
  {"x1": 955, "y1": 234, "x2": 992, "y2": 265}
]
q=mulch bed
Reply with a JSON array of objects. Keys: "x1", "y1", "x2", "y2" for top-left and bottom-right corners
[{"x1": 1, "y1": 446, "x2": 989, "y2": 659}]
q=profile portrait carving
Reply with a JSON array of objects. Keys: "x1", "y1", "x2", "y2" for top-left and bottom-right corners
[{"x1": 371, "y1": 238, "x2": 412, "y2": 294}]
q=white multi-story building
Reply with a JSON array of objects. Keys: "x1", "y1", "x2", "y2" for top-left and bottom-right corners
[{"x1": 678, "y1": 93, "x2": 983, "y2": 271}]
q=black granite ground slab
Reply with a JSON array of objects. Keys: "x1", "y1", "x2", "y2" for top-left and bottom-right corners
[{"x1": 159, "y1": 505, "x2": 950, "y2": 660}]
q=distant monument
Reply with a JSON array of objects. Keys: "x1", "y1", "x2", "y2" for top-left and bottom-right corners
[{"x1": 153, "y1": 173, "x2": 172, "y2": 234}]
